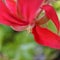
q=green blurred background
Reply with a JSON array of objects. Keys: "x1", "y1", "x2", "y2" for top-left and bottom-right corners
[{"x1": 0, "y1": 1, "x2": 60, "y2": 60}]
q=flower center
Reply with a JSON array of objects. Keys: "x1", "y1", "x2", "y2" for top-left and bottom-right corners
[{"x1": 26, "y1": 24, "x2": 35, "y2": 33}]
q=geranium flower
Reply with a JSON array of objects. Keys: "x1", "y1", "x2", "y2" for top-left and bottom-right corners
[{"x1": 0, "y1": 0, "x2": 60, "y2": 49}]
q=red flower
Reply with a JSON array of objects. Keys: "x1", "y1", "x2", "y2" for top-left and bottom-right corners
[{"x1": 0, "y1": 0, "x2": 60, "y2": 49}]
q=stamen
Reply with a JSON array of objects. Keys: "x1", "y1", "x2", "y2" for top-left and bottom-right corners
[
  {"x1": 26, "y1": 24, "x2": 35, "y2": 33},
  {"x1": 26, "y1": 25, "x2": 32, "y2": 33}
]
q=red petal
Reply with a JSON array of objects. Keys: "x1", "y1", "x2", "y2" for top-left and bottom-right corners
[
  {"x1": 17, "y1": 0, "x2": 43, "y2": 23},
  {"x1": 41, "y1": 5, "x2": 59, "y2": 31},
  {"x1": 3, "y1": 0, "x2": 17, "y2": 15},
  {"x1": 11, "y1": 25, "x2": 27, "y2": 31},
  {"x1": 0, "y1": 1, "x2": 27, "y2": 26},
  {"x1": 32, "y1": 26, "x2": 60, "y2": 49}
]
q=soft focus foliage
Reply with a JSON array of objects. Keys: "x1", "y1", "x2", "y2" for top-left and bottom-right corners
[{"x1": 0, "y1": 1, "x2": 60, "y2": 60}]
